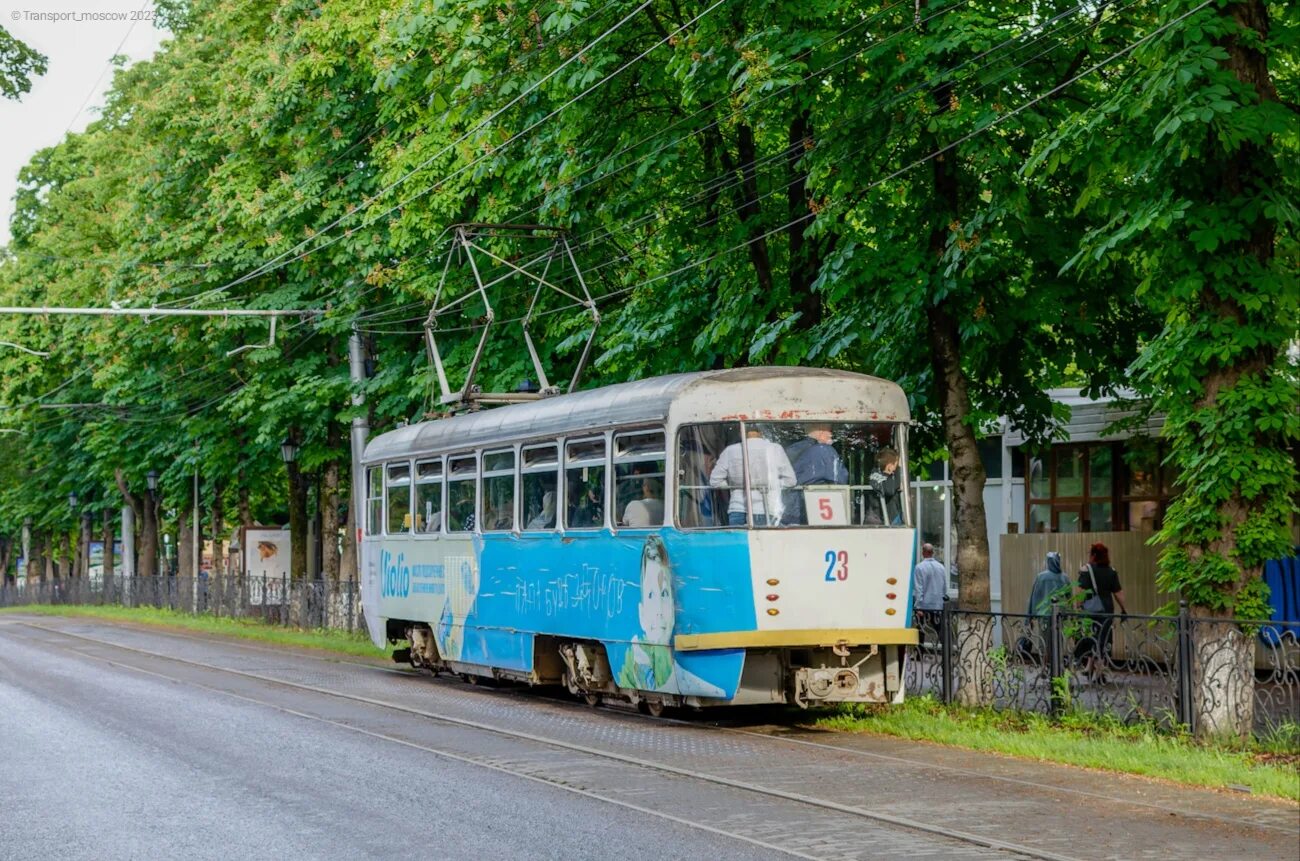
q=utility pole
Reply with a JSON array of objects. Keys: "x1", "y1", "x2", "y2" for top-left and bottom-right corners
[
  {"x1": 348, "y1": 326, "x2": 369, "y2": 558},
  {"x1": 192, "y1": 457, "x2": 200, "y2": 607}
]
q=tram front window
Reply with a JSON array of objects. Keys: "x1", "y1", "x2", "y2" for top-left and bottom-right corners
[{"x1": 676, "y1": 422, "x2": 908, "y2": 528}]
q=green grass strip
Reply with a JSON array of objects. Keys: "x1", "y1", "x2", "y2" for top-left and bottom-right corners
[
  {"x1": 817, "y1": 696, "x2": 1299, "y2": 802},
  {"x1": 1, "y1": 604, "x2": 392, "y2": 659}
]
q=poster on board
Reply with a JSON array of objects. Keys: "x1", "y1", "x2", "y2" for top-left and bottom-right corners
[{"x1": 244, "y1": 527, "x2": 290, "y2": 605}]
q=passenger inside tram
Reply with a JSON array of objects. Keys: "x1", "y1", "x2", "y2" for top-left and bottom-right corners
[
  {"x1": 567, "y1": 473, "x2": 603, "y2": 528},
  {"x1": 679, "y1": 421, "x2": 907, "y2": 528},
  {"x1": 526, "y1": 490, "x2": 556, "y2": 530},
  {"x1": 621, "y1": 478, "x2": 664, "y2": 528},
  {"x1": 708, "y1": 427, "x2": 796, "y2": 526}
]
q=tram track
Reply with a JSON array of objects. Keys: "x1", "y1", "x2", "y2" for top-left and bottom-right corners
[
  {"x1": 23, "y1": 617, "x2": 1297, "y2": 839},
  {"x1": 17, "y1": 620, "x2": 1082, "y2": 861}
]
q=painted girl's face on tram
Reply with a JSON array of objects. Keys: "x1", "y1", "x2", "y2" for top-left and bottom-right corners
[{"x1": 638, "y1": 537, "x2": 674, "y2": 642}]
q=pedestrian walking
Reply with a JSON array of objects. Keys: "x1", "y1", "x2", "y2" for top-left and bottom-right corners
[
  {"x1": 912, "y1": 543, "x2": 947, "y2": 643},
  {"x1": 1020, "y1": 551, "x2": 1070, "y2": 662},
  {"x1": 1076, "y1": 542, "x2": 1127, "y2": 683}
]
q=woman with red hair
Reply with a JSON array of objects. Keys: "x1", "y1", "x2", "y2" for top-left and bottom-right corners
[{"x1": 1078, "y1": 542, "x2": 1128, "y2": 682}]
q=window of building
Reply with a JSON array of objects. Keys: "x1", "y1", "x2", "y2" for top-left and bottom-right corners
[
  {"x1": 1122, "y1": 440, "x2": 1176, "y2": 532},
  {"x1": 447, "y1": 454, "x2": 478, "y2": 533},
  {"x1": 565, "y1": 438, "x2": 606, "y2": 529},
  {"x1": 414, "y1": 459, "x2": 443, "y2": 534},
  {"x1": 482, "y1": 449, "x2": 515, "y2": 532},
  {"x1": 366, "y1": 467, "x2": 383, "y2": 535},
  {"x1": 386, "y1": 462, "x2": 412, "y2": 534},
  {"x1": 614, "y1": 430, "x2": 666, "y2": 528},
  {"x1": 1027, "y1": 440, "x2": 1179, "y2": 533},
  {"x1": 521, "y1": 444, "x2": 559, "y2": 531}
]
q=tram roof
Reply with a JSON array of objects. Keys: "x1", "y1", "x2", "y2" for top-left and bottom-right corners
[{"x1": 363, "y1": 366, "x2": 907, "y2": 463}]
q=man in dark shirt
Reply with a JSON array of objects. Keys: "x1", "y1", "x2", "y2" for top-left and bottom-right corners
[{"x1": 784, "y1": 423, "x2": 848, "y2": 523}]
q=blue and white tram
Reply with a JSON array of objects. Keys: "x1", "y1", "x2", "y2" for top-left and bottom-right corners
[{"x1": 359, "y1": 367, "x2": 918, "y2": 710}]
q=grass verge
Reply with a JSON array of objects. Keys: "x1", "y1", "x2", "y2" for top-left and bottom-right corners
[
  {"x1": 817, "y1": 696, "x2": 1300, "y2": 802},
  {"x1": 1, "y1": 604, "x2": 392, "y2": 660}
]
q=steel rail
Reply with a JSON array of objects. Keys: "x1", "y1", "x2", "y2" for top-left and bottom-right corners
[{"x1": 23, "y1": 622, "x2": 1080, "y2": 861}]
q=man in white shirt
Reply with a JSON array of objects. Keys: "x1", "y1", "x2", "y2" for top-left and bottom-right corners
[
  {"x1": 709, "y1": 428, "x2": 796, "y2": 525},
  {"x1": 912, "y1": 543, "x2": 948, "y2": 635}
]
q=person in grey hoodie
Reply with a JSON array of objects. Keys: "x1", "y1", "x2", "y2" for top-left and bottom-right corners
[{"x1": 1027, "y1": 551, "x2": 1071, "y2": 623}]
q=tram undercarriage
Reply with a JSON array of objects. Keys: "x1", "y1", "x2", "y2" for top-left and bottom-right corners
[{"x1": 392, "y1": 623, "x2": 905, "y2": 711}]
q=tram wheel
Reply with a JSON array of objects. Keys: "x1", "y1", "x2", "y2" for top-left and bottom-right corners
[
  {"x1": 582, "y1": 692, "x2": 602, "y2": 707},
  {"x1": 638, "y1": 700, "x2": 666, "y2": 718}
]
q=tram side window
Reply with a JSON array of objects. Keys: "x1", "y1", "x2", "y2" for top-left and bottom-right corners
[
  {"x1": 565, "y1": 438, "x2": 607, "y2": 529},
  {"x1": 482, "y1": 450, "x2": 516, "y2": 532},
  {"x1": 414, "y1": 459, "x2": 443, "y2": 534},
  {"x1": 447, "y1": 454, "x2": 478, "y2": 532},
  {"x1": 676, "y1": 423, "x2": 740, "y2": 528},
  {"x1": 521, "y1": 444, "x2": 559, "y2": 531},
  {"x1": 366, "y1": 467, "x2": 383, "y2": 535},
  {"x1": 614, "y1": 430, "x2": 665, "y2": 528},
  {"x1": 386, "y1": 462, "x2": 412, "y2": 534}
]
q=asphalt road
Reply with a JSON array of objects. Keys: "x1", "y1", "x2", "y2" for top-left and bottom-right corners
[
  {"x1": 1, "y1": 616, "x2": 1295, "y2": 861},
  {"x1": 0, "y1": 621, "x2": 769, "y2": 861}
]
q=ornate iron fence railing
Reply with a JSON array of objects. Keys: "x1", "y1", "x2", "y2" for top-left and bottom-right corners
[
  {"x1": 905, "y1": 599, "x2": 1299, "y2": 739},
  {"x1": 0, "y1": 575, "x2": 363, "y2": 635}
]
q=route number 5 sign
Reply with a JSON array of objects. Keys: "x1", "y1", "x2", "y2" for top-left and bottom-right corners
[{"x1": 802, "y1": 488, "x2": 849, "y2": 526}]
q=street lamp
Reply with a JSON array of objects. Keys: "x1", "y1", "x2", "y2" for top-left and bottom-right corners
[
  {"x1": 68, "y1": 491, "x2": 78, "y2": 512},
  {"x1": 146, "y1": 470, "x2": 159, "y2": 493},
  {"x1": 280, "y1": 438, "x2": 299, "y2": 465}
]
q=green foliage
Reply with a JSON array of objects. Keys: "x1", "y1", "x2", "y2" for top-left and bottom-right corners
[
  {"x1": 0, "y1": 0, "x2": 1292, "y2": 625},
  {"x1": 0, "y1": 25, "x2": 47, "y2": 100},
  {"x1": 1031, "y1": 0, "x2": 1298, "y2": 618}
]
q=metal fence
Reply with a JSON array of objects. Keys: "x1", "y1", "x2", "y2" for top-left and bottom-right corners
[
  {"x1": 906, "y1": 599, "x2": 1300, "y2": 739},
  {"x1": 0, "y1": 575, "x2": 364, "y2": 633}
]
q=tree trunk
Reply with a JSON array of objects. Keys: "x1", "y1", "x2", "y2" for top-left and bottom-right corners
[
  {"x1": 0, "y1": 535, "x2": 12, "y2": 586},
  {"x1": 42, "y1": 534, "x2": 54, "y2": 583},
  {"x1": 211, "y1": 480, "x2": 225, "y2": 576},
  {"x1": 786, "y1": 104, "x2": 823, "y2": 329},
  {"x1": 238, "y1": 472, "x2": 253, "y2": 527},
  {"x1": 287, "y1": 460, "x2": 308, "y2": 582},
  {"x1": 321, "y1": 457, "x2": 341, "y2": 584},
  {"x1": 78, "y1": 513, "x2": 93, "y2": 579},
  {"x1": 922, "y1": 60, "x2": 993, "y2": 702},
  {"x1": 140, "y1": 496, "x2": 159, "y2": 580},
  {"x1": 101, "y1": 509, "x2": 114, "y2": 597},
  {"x1": 178, "y1": 501, "x2": 196, "y2": 611},
  {"x1": 733, "y1": 122, "x2": 775, "y2": 301},
  {"x1": 341, "y1": 476, "x2": 358, "y2": 583},
  {"x1": 115, "y1": 469, "x2": 159, "y2": 580},
  {"x1": 1190, "y1": 614, "x2": 1256, "y2": 740},
  {"x1": 1177, "y1": 0, "x2": 1280, "y2": 739},
  {"x1": 27, "y1": 531, "x2": 41, "y2": 582}
]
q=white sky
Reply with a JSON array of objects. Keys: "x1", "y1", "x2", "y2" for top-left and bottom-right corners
[{"x1": 0, "y1": 1, "x2": 167, "y2": 246}]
